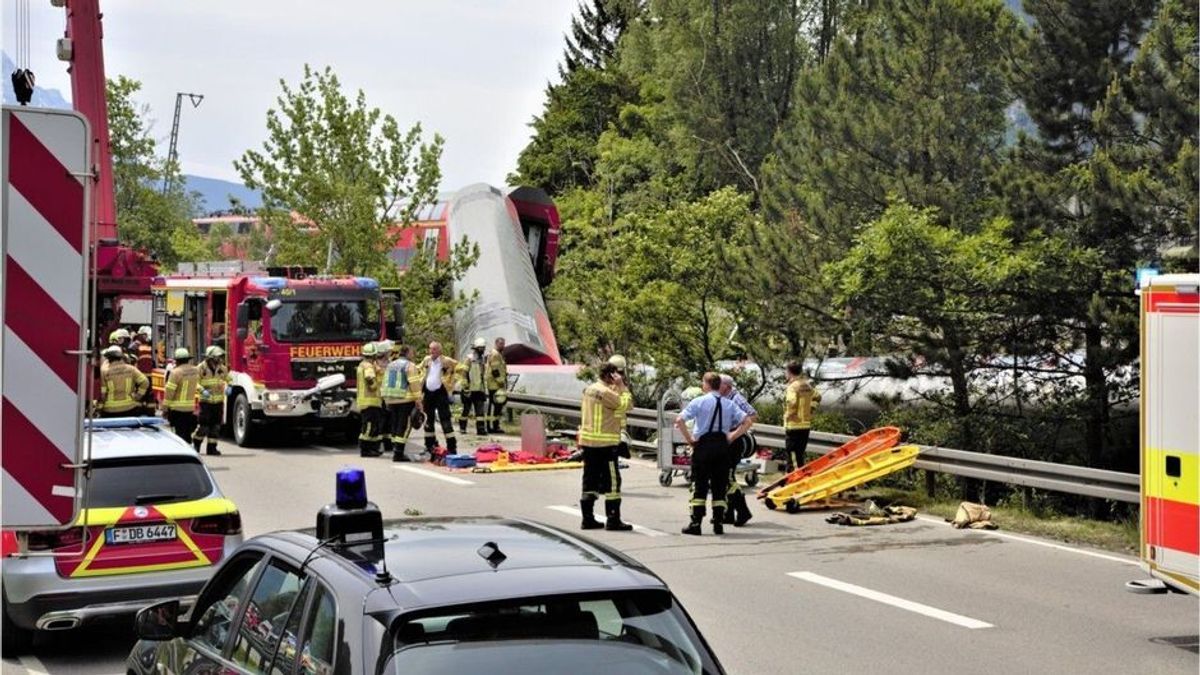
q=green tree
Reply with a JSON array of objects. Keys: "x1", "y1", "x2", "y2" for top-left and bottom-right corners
[
  {"x1": 235, "y1": 65, "x2": 448, "y2": 282},
  {"x1": 1001, "y1": 0, "x2": 1160, "y2": 472},
  {"x1": 107, "y1": 75, "x2": 204, "y2": 267}
]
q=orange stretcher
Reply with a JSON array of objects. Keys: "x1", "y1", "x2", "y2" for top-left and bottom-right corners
[{"x1": 757, "y1": 426, "x2": 901, "y2": 500}]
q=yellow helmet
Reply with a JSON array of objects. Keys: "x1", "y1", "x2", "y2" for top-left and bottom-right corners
[
  {"x1": 173, "y1": 347, "x2": 191, "y2": 360},
  {"x1": 205, "y1": 345, "x2": 225, "y2": 359},
  {"x1": 608, "y1": 354, "x2": 627, "y2": 370},
  {"x1": 362, "y1": 342, "x2": 378, "y2": 357},
  {"x1": 109, "y1": 328, "x2": 130, "y2": 343}
]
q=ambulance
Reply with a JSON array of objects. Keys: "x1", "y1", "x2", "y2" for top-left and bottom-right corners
[{"x1": 1137, "y1": 273, "x2": 1199, "y2": 595}]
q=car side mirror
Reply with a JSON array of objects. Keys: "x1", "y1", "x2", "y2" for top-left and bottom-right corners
[{"x1": 135, "y1": 600, "x2": 181, "y2": 641}]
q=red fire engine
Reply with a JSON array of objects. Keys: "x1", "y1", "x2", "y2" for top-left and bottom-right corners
[{"x1": 149, "y1": 263, "x2": 385, "y2": 446}]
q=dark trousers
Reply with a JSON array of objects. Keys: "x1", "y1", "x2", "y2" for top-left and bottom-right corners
[
  {"x1": 690, "y1": 436, "x2": 729, "y2": 513},
  {"x1": 487, "y1": 389, "x2": 506, "y2": 431},
  {"x1": 784, "y1": 429, "x2": 811, "y2": 473},
  {"x1": 580, "y1": 446, "x2": 621, "y2": 502},
  {"x1": 167, "y1": 410, "x2": 197, "y2": 446},
  {"x1": 387, "y1": 401, "x2": 416, "y2": 458},
  {"x1": 457, "y1": 390, "x2": 487, "y2": 434},
  {"x1": 423, "y1": 387, "x2": 456, "y2": 452},
  {"x1": 193, "y1": 402, "x2": 223, "y2": 452},
  {"x1": 359, "y1": 405, "x2": 384, "y2": 456}
]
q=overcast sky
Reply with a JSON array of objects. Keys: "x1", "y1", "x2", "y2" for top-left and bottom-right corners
[{"x1": 9, "y1": 0, "x2": 577, "y2": 189}]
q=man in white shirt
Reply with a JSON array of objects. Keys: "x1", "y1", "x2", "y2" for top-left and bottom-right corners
[{"x1": 419, "y1": 342, "x2": 459, "y2": 456}]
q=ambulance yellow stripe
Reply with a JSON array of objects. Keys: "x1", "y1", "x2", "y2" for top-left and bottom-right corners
[{"x1": 1145, "y1": 447, "x2": 1199, "y2": 506}]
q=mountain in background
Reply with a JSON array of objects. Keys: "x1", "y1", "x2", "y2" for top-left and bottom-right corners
[
  {"x1": 2, "y1": 52, "x2": 71, "y2": 109},
  {"x1": 183, "y1": 174, "x2": 263, "y2": 213}
]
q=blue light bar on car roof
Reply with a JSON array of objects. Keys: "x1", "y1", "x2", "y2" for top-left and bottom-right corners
[
  {"x1": 353, "y1": 277, "x2": 379, "y2": 290},
  {"x1": 84, "y1": 417, "x2": 168, "y2": 429}
]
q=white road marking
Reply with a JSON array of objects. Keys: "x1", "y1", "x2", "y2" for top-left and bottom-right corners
[
  {"x1": 393, "y1": 465, "x2": 475, "y2": 486},
  {"x1": 310, "y1": 445, "x2": 351, "y2": 454},
  {"x1": 913, "y1": 515, "x2": 1138, "y2": 566},
  {"x1": 18, "y1": 655, "x2": 50, "y2": 674},
  {"x1": 788, "y1": 571, "x2": 994, "y2": 630},
  {"x1": 545, "y1": 505, "x2": 670, "y2": 537}
]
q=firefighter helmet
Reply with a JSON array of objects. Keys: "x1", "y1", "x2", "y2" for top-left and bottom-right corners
[
  {"x1": 376, "y1": 340, "x2": 394, "y2": 356},
  {"x1": 109, "y1": 328, "x2": 130, "y2": 344},
  {"x1": 362, "y1": 342, "x2": 378, "y2": 357},
  {"x1": 608, "y1": 354, "x2": 627, "y2": 371},
  {"x1": 137, "y1": 326, "x2": 152, "y2": 339},
  {"x1": 174, "y1": 347, "x2": 191, "y2": 360},
  {"x1": 102, "y1": 345, "x2": 124, "y2": 359},
  {"x1": 205, "y1": 345, "x2": 225, "y2": 359},
  {"x1": 473, "y1": 337, "x2": 486, "y2": 349}
]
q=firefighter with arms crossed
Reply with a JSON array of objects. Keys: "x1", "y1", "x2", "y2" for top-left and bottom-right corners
[{"x1": 578, "y1": 363, "x2": 634, "y2": 532}]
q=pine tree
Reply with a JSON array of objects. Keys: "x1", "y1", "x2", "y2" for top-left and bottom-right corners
[{"x1": 562, "y1": 0, "x2": 642, "y2": 75}]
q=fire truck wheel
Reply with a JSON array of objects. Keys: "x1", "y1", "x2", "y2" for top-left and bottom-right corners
[{"x1": 232, "y1": 392, "x2": 260, "y2": 447}]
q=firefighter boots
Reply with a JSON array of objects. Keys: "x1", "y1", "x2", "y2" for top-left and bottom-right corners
[
  {"x1": 733, "y1": 491, "x2": 753, "y2": 527},
  {"x1": 712, "y1": 507, "x2": 725, "y2": 535},
  {"x1": 682, "y1": 505, "x2": 705, "y2": 536},
  {"x1": 580, "y1": 499, "x2": 603, "y2": 530},
  {"x1": 604, "y1": 499, "x2": 633, "y2": 531}
]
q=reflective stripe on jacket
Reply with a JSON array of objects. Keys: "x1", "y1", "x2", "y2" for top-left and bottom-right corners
[
  {"x1": 485, "y1": 350, "x2": 507, "y2": 391},
  {"x1": 198, "y1": 362, "x2": 230, "y2": 404},
  {"x1": 381, "y1": 358, "x2": 421, "y2": 403},
  {"x1": 135, "y1": 343, "x2": 154, "y2": 374},
  {"x1": 101, "y1": 363, "x2": 149, "y2": 413},
  {"x1": 578, "y1": 381, "x2": 632, "y2": 447},
  {"x1": 783, "y1": 378, "x2": 820, "y2": 430},
  {"x1": 357, "y1": 360, "x2": 382, "y2": 409},
  {"x1": 164, "y1": 364, "x2": 200, "y2": 412}
]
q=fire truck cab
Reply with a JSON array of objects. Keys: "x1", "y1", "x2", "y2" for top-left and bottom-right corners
[{"x1": 149, "y1": 263, "x2": 385, "y2": 446}]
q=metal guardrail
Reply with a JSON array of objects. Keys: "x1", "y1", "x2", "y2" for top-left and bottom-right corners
[{"x1": 506, "y1": 392, "x2": 1140, "y2": 503}]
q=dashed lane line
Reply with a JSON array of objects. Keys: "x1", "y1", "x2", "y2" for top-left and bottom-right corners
[
  {"x1": 913, "y1": 515, "x2": 1138, "y2": 566},
  {"x1": 545, "y1": 505, "x2": 670, "y2": 537},
  {"x1": 787, "y1": 571, "x2": 994, "y2": 630},
  {"x1": 392, "y1": 465, "x2": 475, "y2": 486},
  {"x1": 16, "y1": 656, "x2": 49, "y2": 675}
]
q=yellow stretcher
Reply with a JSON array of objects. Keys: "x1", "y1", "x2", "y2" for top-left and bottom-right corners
[
  {"x1": 763, "y1": 444, "x2": 921, "y2": 513},
  {"x1": 473, "y1": 462, "x2": 584, "y2": 473}
]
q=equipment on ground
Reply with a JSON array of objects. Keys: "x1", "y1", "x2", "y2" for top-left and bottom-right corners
[
  {"x1": 763, "y1": 444, "x2": 920, "y2": 512},
  {"x1": 757, "y1": 426, "x2": 901, "y2": 499}
]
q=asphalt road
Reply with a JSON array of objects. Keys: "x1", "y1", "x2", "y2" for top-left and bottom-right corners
[{"x1": 4, "y1": 433, "x2": 1197, "y2": 674}]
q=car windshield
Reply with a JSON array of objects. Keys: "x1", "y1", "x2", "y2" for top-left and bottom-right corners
[
  {"x1": 387, "y1": 590, "x2": 719, "y2": 675},
  {"x1": 87, "y1": 456, "x2": 213, "y2": 508},
  {"x1": 270, "y1": 299, "x2": 380, "y2": 343}
]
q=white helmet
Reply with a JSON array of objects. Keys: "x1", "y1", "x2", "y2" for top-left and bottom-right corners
[
  {"x1": 473, "y1": 337, "x2": 486, "y2": 349},
  {"x1": 137, "y1": 326, "x2": 152, "y2": 339},
  {"x1": 608, "y1": 354, "x2": 627, "y2": 371}
]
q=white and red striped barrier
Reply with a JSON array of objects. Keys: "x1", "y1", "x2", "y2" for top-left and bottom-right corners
[{"x1": 1, "y1": 106, "x2": 91, "y2": 529}]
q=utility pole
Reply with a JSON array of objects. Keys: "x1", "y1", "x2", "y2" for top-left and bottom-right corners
[{"x1": 162, "y1": 91, "x2": 203, "y2": 194}]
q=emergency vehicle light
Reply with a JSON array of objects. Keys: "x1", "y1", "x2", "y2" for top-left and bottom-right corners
[
  {"x1": 336, "y1": 467, "x2": 367, "y2": 509},
  {"x1": 353, "y1": 277, "x2": 380, "y2": 290},
  {"x1": 317, "y1": 467, "x2": 384, "y2": 553},
  {"x1": 249, "y1": 277, "x2": 288, "y2": 291}
]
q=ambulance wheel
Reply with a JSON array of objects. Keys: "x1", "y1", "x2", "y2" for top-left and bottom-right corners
[
  {"x1": 232, "y1": 393, "x2": 260, "y2": 447},
  {"x1": 2, "y1": 594, "x2": 32, "y2": 656},
  {"x1": 744, "y1": 471, "x2": 759, "y2": 488},
  {"x1": 785, "y1": 500, "x2": 801, "y2": 514},
  {"x1": 659, "y1": 471, "x2": 673, "y2": 487}
]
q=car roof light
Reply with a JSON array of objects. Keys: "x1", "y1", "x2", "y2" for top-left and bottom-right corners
[
  {"x1": 336, "y1": 467, "x2": 367, "y2": 509},
  {"x1": 85, "y1": 416, "x2": 168, "y2": 429}
]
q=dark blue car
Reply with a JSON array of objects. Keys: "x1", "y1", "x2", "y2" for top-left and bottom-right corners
[{"x1": 126, "y1": 515, "x2": 725, "y2": 675}]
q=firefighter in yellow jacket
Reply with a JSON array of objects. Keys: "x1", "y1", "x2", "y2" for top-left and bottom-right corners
[
  {"x1": 98, "y1": 346, "x2": 149, "y2": 418},
  {"x1": 357, "y1": 342, "x2": 385, "y2": 457},
  {"x1": 577, "y1": 363, "x2": 634, "y2": 531},
  {"x1": 193, "y1": 346, "x2": 229, "y2": 456},
  {"x1": 163, "y1": 348, "x2": 200, "y2": 444},
  {"x1": 782, "y1": 360, "x2": 821, "y2": 472},
  {"x1": 456, "y1": 338, "x2": 489, "y2": 435},
  {"x1": 485, "y1": 337, "x2": 508, "y2": 433},
  {"x1": 419, "y1": 342, "x2": 460, "y2": 455},
  {"x1": 381, "y1": 343, "x2": 423, "y2": 462}
]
